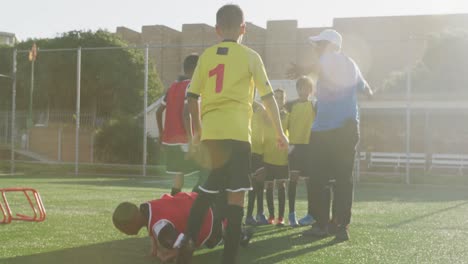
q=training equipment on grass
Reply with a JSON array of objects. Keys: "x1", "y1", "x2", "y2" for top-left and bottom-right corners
[{"x1": 0, "y1": 188, "x2": 46, "y2": 224}]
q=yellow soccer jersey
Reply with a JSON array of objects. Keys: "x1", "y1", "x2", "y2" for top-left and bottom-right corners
[
  {"x1": 187, "y1": 41, "x2": 273, "y2": 142},
  {"x1": 286, "y1": 100, "x2": 315, "y2": 144},
  {"x1": 263, "y1": 110, "x2": 289, "y2": 166},
  {"x1": 251, "y1": 107, "x2": 265, "y2": 155}
]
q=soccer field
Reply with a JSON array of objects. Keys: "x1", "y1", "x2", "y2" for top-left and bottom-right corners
[{"x1": 1, "y1": 175, "x2": 468, "y2": 264}]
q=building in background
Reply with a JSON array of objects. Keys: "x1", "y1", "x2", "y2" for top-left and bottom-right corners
[
  {"x1": 117, "y1": 14, "x2": 468, "y2": 90},
  {"x1": 119, "y1": 14, "x2": 468, "y2": 159},
  {"x1": 0, "y1": 32, "x2": 16, "y2": 46}
]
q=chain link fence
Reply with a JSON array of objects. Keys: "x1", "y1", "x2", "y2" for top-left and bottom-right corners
[{"x1": 1, "y1": 44, "x2": 467, "y2": 182}]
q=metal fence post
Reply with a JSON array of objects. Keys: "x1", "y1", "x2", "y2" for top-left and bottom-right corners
[
  {"x1": 75, "y1": 47, "x2": 81, "y2": 176},
  {"x1": 405, "y1": 70, "x2": 412, "y2": 184},
  {"x1": 90, "y1": 132, "x2": 94, "y2": 163},
  {"x1": 143, "y1": 45, "x2": 149, "y2": 176},
  {"x1": 58, "y1": 126, "x2": 62, "y2": 162},
  {"x1": 10, "y1": 49, "x2": 17, "y2": 174}
]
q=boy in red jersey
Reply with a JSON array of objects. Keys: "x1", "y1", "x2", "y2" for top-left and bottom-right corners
[
  {"x1": 112, "y1": 192, "x2": 253, "y2": 263},
  {"x1": 156, "y1": 55, "x2": 200, "y2": 195}
]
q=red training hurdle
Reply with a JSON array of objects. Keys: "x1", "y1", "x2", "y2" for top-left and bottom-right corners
[{"x1": 0, "y1": 188, "x2": 46, "y2": 224}]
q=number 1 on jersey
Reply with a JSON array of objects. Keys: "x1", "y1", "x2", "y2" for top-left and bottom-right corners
[{"x1": 209, "y1": 64, "x2": 225, "y2": 93}]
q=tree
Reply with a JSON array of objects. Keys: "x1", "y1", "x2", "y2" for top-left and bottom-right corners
[
  {"x1": 94, "y1": 116, "x2": 160, "y2": 164},
  {"x1": 0, "y1": 30, "x2": 163, "y2": 116},
  {"x1": 381, "y1": 30, "x2": 468, "y2": 98},
  {"x1": 0, "y1": 46, "x2": 13, "y2": 111}
]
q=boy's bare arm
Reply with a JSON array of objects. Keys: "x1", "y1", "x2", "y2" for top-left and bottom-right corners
[
  {"x1": 187, "y1": 98, "x2": 201, "y2": 145},
  {"x1": 286, "y1": 62, "x2": 320, "y2": 79},
  {"x1": 156, "y1": 105, "x2": 166, "y2": 143},
  {"x1": 261, "y1": 96, "x2": 289, "y2": 149},
  {"x1": 183, "y1": 103, "x2": 193, "y2": 142}
]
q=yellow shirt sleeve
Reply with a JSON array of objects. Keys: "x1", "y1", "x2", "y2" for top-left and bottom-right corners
[{"x1": 250, "y1": 52, "x2": 273, "y2": 98}]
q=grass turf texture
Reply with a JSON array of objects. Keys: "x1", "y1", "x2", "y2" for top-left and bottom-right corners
[{"x1": 1, "y1": 175, "x2": 468, "y2": 264}]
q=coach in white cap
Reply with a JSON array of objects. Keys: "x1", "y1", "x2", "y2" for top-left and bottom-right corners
[{"x1": 288, "y1": 29, "x2": 373, "y2": 241}]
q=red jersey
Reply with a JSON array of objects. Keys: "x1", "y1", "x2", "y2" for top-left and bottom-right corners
[
  {"x1": 146, "y1": 192, "x2": 213, "y2": 248},
  {"x1": 162, "y1": 79, "x2": 191, "y2": 145}
]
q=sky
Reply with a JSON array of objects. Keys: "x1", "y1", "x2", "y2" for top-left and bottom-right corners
[{"x1": 1, "y1": 0, "x2": 467, "y2": 41}]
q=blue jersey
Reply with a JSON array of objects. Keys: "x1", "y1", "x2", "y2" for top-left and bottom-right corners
[{"x1": 312, "y1": 52, "x2": 366, "y2": 132}]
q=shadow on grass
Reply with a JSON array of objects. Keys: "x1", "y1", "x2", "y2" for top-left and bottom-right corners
[
  {"x1": 386, "y1": 201, "x2": 468, "y2": 229},
  {"x1": 0, "y1": 229, "x2": 339, "y2": 264},
  {"x1": 0, "y1": 237, "x2": 157, "y2": 264},
  {"x1": 194, "y1": 228, "x2": 339, "y2": 264}
]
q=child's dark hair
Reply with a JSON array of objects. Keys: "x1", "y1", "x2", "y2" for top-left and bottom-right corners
[
  {"x1": 296, "y1": 76, "x2": 314, "y2": 90},
  {"x1": 183, "y1": 54, "x2": 199, "y2": 75},
  {"x1": 274, "y1": 88, "x2": 286, "y2": 95},
  {"x1": 112, "y1": 202, "x2": 138, "y2": 229},
  {"x1": 216, "y1": 4, "x2": 244, "y2": 31}
]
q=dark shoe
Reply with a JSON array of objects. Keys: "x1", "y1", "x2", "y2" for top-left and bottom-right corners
[
  {"x1": 255, "y1": 214, "x2": 269, "y2": 225},
  {"x1": 176, "y1": 237, "x2": 196, "y2": 264},
  {"x1": 328, "y1": 221, "x2": 338, "y2": 235},
  {"x1": 302, "y1": 224, "x2": 328, "y2": 238},
  {"x1": 334, "y1": 226, "x2": 350, "y2": 242},
  {"x1": 244, "y1": 215, "x2": 257, "y2": 226},
  {"x1": 240, "y1": 228, "x2": 254, "y2": 248}
]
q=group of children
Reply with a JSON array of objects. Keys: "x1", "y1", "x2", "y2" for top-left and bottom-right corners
[
  {"x1": 245, "y1": 77, "x2": 316, "y2": 228},
  {"x1": 112, "y1": 4, "x2": 318, "y2": 264}
]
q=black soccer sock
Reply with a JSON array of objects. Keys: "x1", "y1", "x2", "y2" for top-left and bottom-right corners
[
  {"x1": 171, "y1": 187, "x2": 181, "y2": 196},
  {"x1": 278, "y1": 185, "x2": 286, "y2": 219},
  {"x1": 185, "y1": 192, "x2": 214, "y2": 242},
  {"x1": 266, "y1": 187, "x2": 274, "y2": 218},
  {"x1": 222, "y1": 205, "x2": 243, "y2": 264},
  {"x1": 256, "y1": 181, "x2": 265, "y2": 216},
  {"x1": 246, "y1": 189, "x2": 256, "y2": 217},
  {"x1": 306, "y1": 179, "x2": 313, "y2": 216},
  {"x1": 207, "y1": 193, "x2": 227, "y2": 249},
  {"x1": 288, "y1": 180, "x2": 297, "y2": 214}
]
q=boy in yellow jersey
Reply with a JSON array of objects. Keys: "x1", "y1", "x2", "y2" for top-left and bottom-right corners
[
  {"x1": 245, "y1": 102, "x2": 268, "y2": 226},
  {"x1": 263, "y1": 89, "x2": 289, "y2": 226},
  {"x1": 285, "y1": 76, "x2": 316, "y2": 227},
  {"x1": 176, "y1": 4, "x2": 288, "y2": 264}
]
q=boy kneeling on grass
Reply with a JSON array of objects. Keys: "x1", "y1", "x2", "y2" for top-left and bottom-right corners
[{"x1": 112, "y1": 192, "x2": 253, "y2": 263}]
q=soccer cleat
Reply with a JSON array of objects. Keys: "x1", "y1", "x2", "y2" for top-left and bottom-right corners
[
  {"x1": 276, "y1": 217, "x2": 285, "y2": 226},
  {"x1": 288, "y1": 212, "x2": 299, "y2": 227},
  {"x1": 240, "y1": 228, "x2": 254, "y2": 248},
  {"x1": 302, "y1": 223, "x2": 329, "y2": 238},
  {"x1": 298, "y1": 214, "x2": 315, "y2": 226},
  {"x1": 255, "y1": 214, "x2": 269, "y2": 225},
  {"x1": 328, "y1": 221, "x2": 338, "y2": 235},
  {"x1": 267, "y1": 215, "x2": 275, "y2": 225},
  {"x1": 334, "y1": 225, "x2": 350, "y2": 242},
  {"x1": 244, "y1": 215, "x2": 257, "y2": 226}
]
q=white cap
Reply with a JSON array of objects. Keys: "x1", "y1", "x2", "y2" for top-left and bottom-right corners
[{"x1": 309, "y1": 29, "x2": 342, "y2": 49}]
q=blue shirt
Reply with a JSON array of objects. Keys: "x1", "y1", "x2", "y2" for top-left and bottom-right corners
[{"x1": 312, "y1": 52, "x2": 366, "y2": 132}]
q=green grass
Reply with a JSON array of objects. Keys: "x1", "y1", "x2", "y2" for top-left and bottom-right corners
[{"x1": 1, "y1": 174, "x2": 468, "y2": 264}]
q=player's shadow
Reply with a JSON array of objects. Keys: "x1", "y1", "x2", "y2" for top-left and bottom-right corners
[
  {"x1": 385, "y1": 200, "x2": 468, "y2": 229},
  {"x1": 0, "y1": 237, "x2": 157, "y2": 264},
  {"x1": 251, "y1": 225, "x2": 295, "y2": 236},
  {"x1": 193, "y1": 229, "x2": 340, "y2": 264}
]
